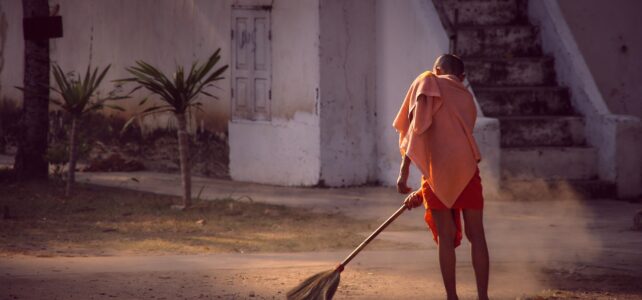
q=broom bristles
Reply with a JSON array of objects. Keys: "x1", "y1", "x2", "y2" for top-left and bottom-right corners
[{"x1": 286, "y1": 269, "x2": 341, "y2": 300}]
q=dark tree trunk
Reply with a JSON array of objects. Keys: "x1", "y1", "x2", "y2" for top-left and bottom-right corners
[
  {"x1": 176, "y1": 113, "x2": 191, "y2": 209},
  {"x1": 14, "y1": 0, "x2": 50, "y2": 180},
  {"x1": 65, "y1": 116, "x2": 77, "y2": 197}
]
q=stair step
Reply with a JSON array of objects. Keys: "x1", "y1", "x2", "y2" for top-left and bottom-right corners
[
  {"x1": 501, "y1": 147, "x2": 597, "y2": 180},
  {"x1": 457, "y1": 26, "x2": 542, "y2": 57},
  {"x1": 501, "y1": 179, "x2": 615, "y2": 200},
  {"x1": 475, "y1": 86, "x2": 574, "y2": 117},
  {"x1": 441, "y1": 0, "x2": 527, "y2": 26},
  {"x1": 465, "y1": 57, "x2": 557, "y2": 86},
  {"x1": 499, "y1": 116, "x2": 585, "y2": 147}
]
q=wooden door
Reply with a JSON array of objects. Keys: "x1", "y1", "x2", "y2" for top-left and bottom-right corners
[{"x1": 231, "y1": 8, "x2": 271, "y2": 121}]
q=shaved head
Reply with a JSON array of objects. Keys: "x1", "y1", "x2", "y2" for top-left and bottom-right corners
[{"x1": 433, "y1": 54, "x2": 465, "y2": 77}]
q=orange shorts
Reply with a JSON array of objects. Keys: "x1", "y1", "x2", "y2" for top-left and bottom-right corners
[
  {"x1": 421, "y1": 168, "x2": 484, "y2": 210},
  {"x1": 419, "y1": 168, "x2": 484, "y2": 247}
]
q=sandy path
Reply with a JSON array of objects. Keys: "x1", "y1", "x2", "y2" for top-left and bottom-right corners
[
  {"x1": 2, "y1": 168, "x2": 642, "y2": 299},
  {"x1": 0, "y1": 251, "x2": 582, "y2": 299},
  {"x1": 2, "y1": 249, "x2": 641, "y2": 299}
]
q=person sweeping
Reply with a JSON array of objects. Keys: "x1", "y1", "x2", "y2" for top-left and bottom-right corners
[
  {"x1": 395, "y1": 54, "x2": 490, "y2": 300},
  {"x1": 287, "y1": 54, "x2": 489, "y2": 300}
]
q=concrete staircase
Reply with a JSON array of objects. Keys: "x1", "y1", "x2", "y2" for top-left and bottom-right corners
[{"x1": 439, "y1": 0, "x2": 615, "y2": 199}]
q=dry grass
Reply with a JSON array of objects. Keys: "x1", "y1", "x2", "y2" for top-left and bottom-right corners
[{"x1": 0, "y1": 174, "x2": 404, "y2": 257}]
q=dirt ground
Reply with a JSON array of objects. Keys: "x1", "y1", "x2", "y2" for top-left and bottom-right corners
[
  {"x1": 0, "y1": 176, "x2": 412, "y2": 257},
  {"x1": 2, "y1": 252, "x2": 641, "y2": 300},
  {"x1": 1, "y1": 161, "x2": 642, "y2": 299}
]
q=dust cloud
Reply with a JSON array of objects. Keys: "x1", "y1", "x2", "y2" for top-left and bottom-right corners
[{"x1": 485, "y1": 178, "x2": 634, "y2": 296}]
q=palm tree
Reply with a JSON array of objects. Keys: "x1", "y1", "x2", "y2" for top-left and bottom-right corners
[
  {"x1": 49, "y1": 64, "x2": 125, "y2": 196},
  {"x1": 14, "y1": 0, "x2": 50, "y2": 180},
  {"x1": 118, "y1": 50, "x2": 228, "y2": 209}
]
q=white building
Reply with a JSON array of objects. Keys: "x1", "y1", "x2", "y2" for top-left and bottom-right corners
[{"x1": 0, "y1": 0, "x2": 640, "y2": 198}]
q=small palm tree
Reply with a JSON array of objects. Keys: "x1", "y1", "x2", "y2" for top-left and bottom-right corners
[
  {"x1": 118, "y1": 49, "x2": 228, "y2": 209},
  {"x1": 49, "y1": 64, "x2": 126, "y2": 196}
]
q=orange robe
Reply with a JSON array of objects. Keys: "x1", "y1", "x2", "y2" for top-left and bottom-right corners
[{"x1": 393, "y1": 71, "x2": 483, "y2": 247}]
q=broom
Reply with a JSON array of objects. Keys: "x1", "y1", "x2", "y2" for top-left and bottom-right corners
[{"x1": 287, "y1": 205, "x2": 407, "y2": 300}]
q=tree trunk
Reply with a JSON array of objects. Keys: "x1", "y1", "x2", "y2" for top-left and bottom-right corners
[
  {"x1": 14, "y1": 0, "x2": 50, "y2": 180},
  {"x1": 65, "y1": 116, "x2": 77, "y2": 197},
  {"x1": 176, "y1": 113, "x2": 191, "y2": 208}
]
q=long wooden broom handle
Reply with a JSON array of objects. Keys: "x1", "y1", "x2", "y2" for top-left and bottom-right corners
[{"x1": 339, "y1": 205, "x2": 407, "y2": 268}]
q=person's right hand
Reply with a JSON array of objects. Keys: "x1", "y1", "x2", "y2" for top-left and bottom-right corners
[{"x1": 403, "y1": 191, "x2": 423, "y2": 210}]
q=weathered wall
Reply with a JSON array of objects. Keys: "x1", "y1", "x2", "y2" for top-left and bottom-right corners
[
  {"x1": 0, "y1": 0, "x2": 232, "y2": 132},
  {"x1": 228, "y1": 0, "x2": 322, "y2": 186},
  {"x1": 1, "y1": 0, "x2": 324, "y2": 186},
  {"x1": 558, "y1": 0, "x2": 642, "y2": 120},
  {"x1": 318, "y1": 0, "x2": 377, "y2": 186},
  {"x1": 270, "y1": 0, "x2": 319, "y2": 119},
  {"x1": 374, "y1": 0, "x2": 449, "y2": 186},
  {"x1": 559, "y1": 1, "x2": 642, "y2": 196},
  {"x1": 229, "y1": 112, "x2": 321, "y2": 186},
  {"x1": 529, "y1": 0, "x2": 642, "y2": 197}
]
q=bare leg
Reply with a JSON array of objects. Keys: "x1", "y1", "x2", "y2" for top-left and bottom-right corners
[
  {"x1": 432, "y1": 209, "x2": 459, "y2": 300},
  {"x1": 463, "y1": 209, "x2": 489, "y2": 300}
]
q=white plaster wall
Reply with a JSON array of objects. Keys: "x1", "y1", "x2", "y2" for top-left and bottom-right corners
[
  {"x1": 555, "y1": 1, "x2": 642, "y2": 196},
  {"x1": 229, "y1": 112, "x2": 321, "y2": 186},
  {"x1": 375, "y1": 0, "x2": 449, "y2": 187},
  {"x1": 1, "y1": 0, "x2": 324, "y2": 186},
  {"x1": 557, "y1": 0, "x2": 642, "y2": 120},
  {"x1": 318, "y1": 0, "x2": 377, "y2": 186},
  {"x1": 529, "y1": 0, "x2": 642, "y2": 197},
  {"x1": 270, "y1": 0, "x2": 320, "y2": 118},
  {"x1": 0, "y1": 0, "x2": 232, "y2": 132},
  {"x1": 228, "y1": 0, "x2": 322, "y2": 186}
]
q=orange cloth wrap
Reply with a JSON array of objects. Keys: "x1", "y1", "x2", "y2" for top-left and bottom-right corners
[
  {"x1": 418, "y1": 168, "x2": 484, "y2": 247},
  {"x1": 393, "y1": 71, "x2": 482, "y2": 208}
]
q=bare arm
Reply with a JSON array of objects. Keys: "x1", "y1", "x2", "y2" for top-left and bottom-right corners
[{"x1": 396, "y1": 155, "x2": 412, "y2": 194}]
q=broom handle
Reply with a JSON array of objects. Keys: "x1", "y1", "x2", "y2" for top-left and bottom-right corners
[{"x1": 340, "y1": 205, "x2": 407, "y2": 268}]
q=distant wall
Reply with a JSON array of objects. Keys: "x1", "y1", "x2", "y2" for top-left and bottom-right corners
[
  {"x1": 0, "y1": 0, "x2": 232, "y2": 132},
  {"x1": 270, "y1": 0, "x2": 320, "y2": 119},
  {"x1": 319, "y1": 0, "x2": 377, "y2": 186},
  {"x1": 374, "y1": 0, "x2": 450, "y2": 186},
  {"x1": 556, "y1": 0, "x2": 642, "y2": 197},
  {"x1": 529, "y1": 0, "x2": 642, "y2": 197},
  {"x1": 558, "y1": 0, "x2": 642, "y2": 119},
  {"x1": 0, "y1": 0, "x2": 323, "y2": 134}
]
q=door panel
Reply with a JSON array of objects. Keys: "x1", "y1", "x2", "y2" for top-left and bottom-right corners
[{"x1": 231, "y1": 8, "x2": 271, "y2": 121}]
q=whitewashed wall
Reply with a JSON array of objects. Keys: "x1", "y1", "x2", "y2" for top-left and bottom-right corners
[
  {"x1": 557, "y1": 0, "x2": 642, "y2": 120},
  {"x1": 318, "y1": 0, "x2": 377, "y2": 186},
  {"x1": 0, "y1": 0, "x2": 504, "y2": 190},
  {"x1": 529, "y1": 0, "x2": 642, "y2": 197},
  {"x1": 0, "y1": 0, "x2": 232, "y2": 132},
  {"x1": 374, "y1": 0, "x2": 449, "y2": 187},
  {"x1": 228, "y1": 0, "x2": 322, "y2": 186},
  {"x1": 0, "y1": 0, "x2": 325, "y2": 186}
]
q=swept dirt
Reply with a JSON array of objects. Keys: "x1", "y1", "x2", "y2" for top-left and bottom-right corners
[{"x1": 0, "y1": 178, "x2": 410, "y2": 257}]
